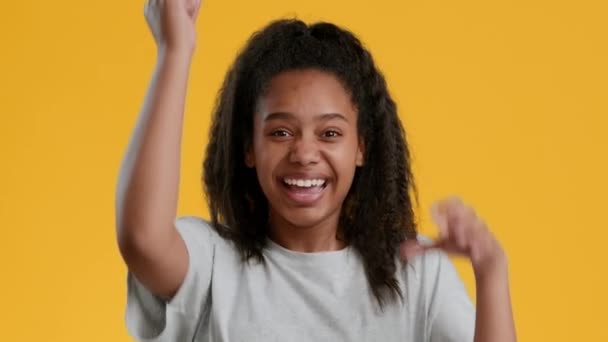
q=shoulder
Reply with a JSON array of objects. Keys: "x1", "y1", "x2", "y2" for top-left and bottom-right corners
[
  {"x1": 409, "y1": 236, "x2": 475, "y2": 340},
  {"x1": 175, "y1": 215, "x2": 213, "y2": 230},
  {"x1": 398, "y1": 233, "x2": 462, "y2": 287},
  {"x1": 174, "y1": 215, "x2": 239, "y2": 256},
  {"x1": 400, "y1": 233, "x2": 473, "y2": 307},
  {"x1": 173, "y1": 216, "x2": 226, "y2": 256},
  {"x1": 403, "y1": 233, "x2": 448, "y2": 268},
  {"x1": 174, "y1": 215, "x2": 220, "y2": 242}
]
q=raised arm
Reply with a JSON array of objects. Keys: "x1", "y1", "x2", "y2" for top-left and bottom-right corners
[
  {"x1": 115, "y1": 0, "x2": 202, "y2": 301},
  {"x1": 402, "y1": 196, "x2": 517, "y2": 342}
]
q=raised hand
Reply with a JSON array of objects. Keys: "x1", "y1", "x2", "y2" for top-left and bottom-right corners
[
  {"x1": 144, "y1": 0, "x2": 203, "y2": 54},
  {"x1": 401, "y1": 196, "x2": 508, "y2": 280}
]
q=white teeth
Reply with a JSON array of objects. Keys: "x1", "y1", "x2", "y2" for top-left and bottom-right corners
[{"x1": 283, "y1": 178, "x2": 326, "y2": 188}]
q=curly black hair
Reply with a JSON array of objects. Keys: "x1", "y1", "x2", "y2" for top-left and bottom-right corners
[{"x1": 203, "y1": 18, "x2": 420, "y2": 308}]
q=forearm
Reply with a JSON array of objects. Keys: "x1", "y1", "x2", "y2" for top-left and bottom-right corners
[
  {"x1": 115, "y1": 48, "x2": 193, "y2": 246},
  {"x1": 473, "y1": 260, "x2": 517, "y2": 342}
]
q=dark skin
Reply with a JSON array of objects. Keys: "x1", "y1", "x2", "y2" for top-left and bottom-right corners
[
  {"x1": 245, "y1": 69, "x2": 515, "y2": 342},
  {"x1": 124, "y1": 1, "x2": 515, "y2": 339},
  {"x1": 246, "y1": 69, "x2": 364, "y2": 252}
]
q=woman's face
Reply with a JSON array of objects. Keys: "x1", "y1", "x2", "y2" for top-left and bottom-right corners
[{"x1": 247, "y1": 69, "x2": 364, "y2": 232}]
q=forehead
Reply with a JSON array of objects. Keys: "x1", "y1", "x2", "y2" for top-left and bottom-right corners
[{"x1": 257, "y1": 69, "x2": 356, "y2": 118}]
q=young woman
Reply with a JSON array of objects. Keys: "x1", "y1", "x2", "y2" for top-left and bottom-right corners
[{"x1": 115, "y1": 0, "x2": 516, "y2": 341}]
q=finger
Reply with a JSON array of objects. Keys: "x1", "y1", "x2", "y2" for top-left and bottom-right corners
[
  {"x1": 192, "y1": 0, "x2": 202, "y2": 20},
  {"x1": 467, "y1": 219, "x2": 485, "y2": 259},
  {"x1": 452, "y1": 216, "x2": 469, "y2": 251},
  {"x1": 430, "y1": 202, "x2": 449, "y2": 239},
  {"x1": 433, "y1": 195, "x2": 465, "y2": 235},
  {"x1": 444, "y1": 197, "x2": 474, "y2": 226},
  {"x1": 444, "y1": 195, "x2": 464, "y2": 212},
  {"x1": 472, "y1": 228, "x2": 494, "y2": 266},
  {"x1": 463, "y1": 204, "x2": 478, "y2": 222},
  {"x1": 441, "y1": 202, "x2": 468, "y2": 250}
]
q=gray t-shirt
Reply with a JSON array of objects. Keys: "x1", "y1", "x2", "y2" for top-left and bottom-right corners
[{"x1": 125, "y1": 216, "x2": 475, "y2": 341}]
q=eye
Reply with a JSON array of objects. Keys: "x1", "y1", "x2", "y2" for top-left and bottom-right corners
[
  {"x1": 270, "y1": 129, "x2": 292, "y2": 137},
  {"x1": 323, "y1": 130, "x2": 342, "y2": 138}
]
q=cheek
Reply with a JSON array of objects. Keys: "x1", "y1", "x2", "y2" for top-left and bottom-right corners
[
  {"x1": 253, "y1": 144, "x2": 283, "y2": 184},
  {"x1": 326, "y1": 148, "x2": 359, "y2": 184}
]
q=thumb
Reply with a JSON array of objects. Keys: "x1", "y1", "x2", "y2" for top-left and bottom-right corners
[
  {"x1": 400, "y1": 239, "x2": 426, "y2": 260},
  {"x1": 400, "y1": 238, "x2": 451, "y2": 261},
  {"x1": 421, "y1": 239, "x2": 448, "y2": 251}
]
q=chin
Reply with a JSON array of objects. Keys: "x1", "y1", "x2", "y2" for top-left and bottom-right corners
[
  {"x1": 273, "y1": 206, "x2": 332, "y2": 229},
  {"x1": 285, "y1": 210, "x2": 326, "y2": 229}
]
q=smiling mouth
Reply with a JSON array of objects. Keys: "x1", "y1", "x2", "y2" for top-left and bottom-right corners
[{"x1": 278, "y1": 177, "x2": 328, "y2": 204}]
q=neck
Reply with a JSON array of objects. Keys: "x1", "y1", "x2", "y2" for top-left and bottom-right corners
[{"x1": 268, "y1": 211, "x2": 346, "y2": 253}]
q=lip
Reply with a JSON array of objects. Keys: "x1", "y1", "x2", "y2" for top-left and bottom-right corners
[{"x1": 278, "y1": 172, "x2": 331, "y2": 180}]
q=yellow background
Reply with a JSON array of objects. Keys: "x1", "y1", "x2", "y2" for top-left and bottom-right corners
[{"x1": 1, "y1": 0, "x2": 606, "y2": 340}]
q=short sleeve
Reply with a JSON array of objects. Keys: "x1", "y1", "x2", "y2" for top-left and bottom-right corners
[
  {"x1": 426, "y1": 250, "x2": 476, "y2": 342},
  {"x1": 125, "y1": 216, "x2": 216, "y2": 341}
]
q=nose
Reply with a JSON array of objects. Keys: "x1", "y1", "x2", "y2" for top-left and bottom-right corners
[{"x1": 289, "y1": 134, "x2": 320, "y2": 165}]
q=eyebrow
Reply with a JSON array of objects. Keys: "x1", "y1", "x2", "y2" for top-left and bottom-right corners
[{"x1": 263, "y1": 112, "x2": 349, "y2": 123}]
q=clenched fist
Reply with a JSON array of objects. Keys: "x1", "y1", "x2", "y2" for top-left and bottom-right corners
[{"x1": 144, "y1": 0, "x2": 203, "y2": 53}]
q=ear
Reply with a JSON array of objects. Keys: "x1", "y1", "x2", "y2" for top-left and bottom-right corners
[
  {"x1": 245, "y1": 146, "x2": 256, "y2": 168},
  {"x1": 356, "y1": 137, "x2": 365, "y2": 167}
]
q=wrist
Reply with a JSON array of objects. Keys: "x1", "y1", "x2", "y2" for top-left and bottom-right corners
[
  {"x1": 157, "y1": 45, "x2": 194, "y2": 63},
  {"x1": 474, "y1": 251, "x2": 509, "y2": 285}
]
